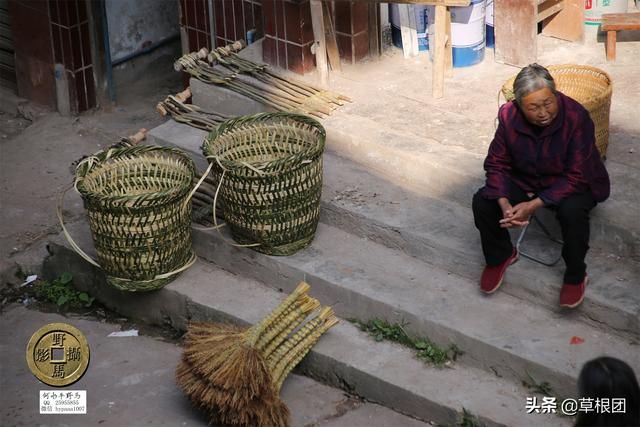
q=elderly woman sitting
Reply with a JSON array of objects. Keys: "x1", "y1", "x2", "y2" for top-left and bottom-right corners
[{"x1": 472, "y1": 64, "x2": 610, "y2": 308}]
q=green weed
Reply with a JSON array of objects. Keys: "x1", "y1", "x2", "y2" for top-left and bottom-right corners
[
  {"x1": 351, "y1": 318, "x2": 463, "y2": 367},
  {"x1": 459, "y1": 408, "x2": 486, "y2": 427},
  {"x1": 523, "y1": 371, "x2": 554, "y2": 395},
  {"x1": 34, "y1": 273, "x2": 95, "y2": 309}
]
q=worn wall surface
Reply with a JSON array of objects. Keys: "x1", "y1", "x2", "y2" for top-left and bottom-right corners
[
  {"x1": 106, "y1": 0, "x2": 179, "y2": 62},
  {"x1": 7, "y1": 0, "x2": 56, "y2": 108}
]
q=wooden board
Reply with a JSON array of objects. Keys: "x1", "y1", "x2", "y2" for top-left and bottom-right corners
[
  {"x1": 542, "y1": 0, "x2": 584, "y2": 42},
  {"x1": 398, "y1": 5, "x2": 418, "y2": 58},
  {"x1": 323, "y1": 1, "x2": 342, "y2": 71},
  {"x1": 494, "y1": 0, "x2": 538, "y2": 67}
]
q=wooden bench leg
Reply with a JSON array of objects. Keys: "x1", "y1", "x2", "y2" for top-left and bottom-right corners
[{"x1": 606, "y1": 30, "x2": 617, "y2": 61}]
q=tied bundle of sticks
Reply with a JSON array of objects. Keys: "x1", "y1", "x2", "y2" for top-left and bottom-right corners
[
  {"x1": 155, "y1": 88, "x2": 223, "y2": 223},
  {"x1": 176, "y1": 282, "x2": 338, "y2": 427},
  {"x1": 156, "y1": 88, "x2": 225, "y2": 224},
  {"x1": 173, "y1": 40, "x2": 351, "y2": 118},
  {"x1": 156, "y1": 87, "x2": 230, "y2": 131}
]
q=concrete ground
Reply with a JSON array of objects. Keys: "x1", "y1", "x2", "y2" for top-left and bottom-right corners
[
  {"x1": 1, "y1": 17, "x2": 639, "y2": 427},
  {"x1": 0, "y1": 48, "x2": 433, "y2": 427},
  {"x1": 0, "y1": 50, "x2": 183, "y2": 278},
  {"x1": 0, "y1": 304, "x2": 429, "y2": 427}
]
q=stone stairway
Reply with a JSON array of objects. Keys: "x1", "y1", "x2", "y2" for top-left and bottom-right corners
[{"x1": 45, "y1": 42, "x2": 639, "y2": 426}]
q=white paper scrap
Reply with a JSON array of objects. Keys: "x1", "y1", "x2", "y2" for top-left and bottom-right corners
[
  {"x1": 108, "y1": 330, "x2": 139, "y2": 337},
  {"x1": 20, "y1": 275, "x2": 38, "y2": 287}
]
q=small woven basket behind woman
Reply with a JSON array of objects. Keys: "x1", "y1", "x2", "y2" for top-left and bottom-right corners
[
  {"x1": 202, "y1": 112, "x2": 326, "y2": 256},
  {"x1": 501, "y1": 64, "x2": 613, "y2": 158},
  {"x1": 71, "y1": 145, "x2": 196, "y2": 291}
]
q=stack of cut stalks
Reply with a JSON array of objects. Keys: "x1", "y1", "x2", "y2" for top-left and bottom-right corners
[{"x1": 176, "y1": 282, "x2": 338, "y2": 427}]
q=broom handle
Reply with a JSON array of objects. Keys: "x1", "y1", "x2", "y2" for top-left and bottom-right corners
[
  {"x1": 157, "y1": 88, "x2": 192, "y2": 116},
  {"x1": 127, "y1": 128, "x2": 147, "y2": 145}
]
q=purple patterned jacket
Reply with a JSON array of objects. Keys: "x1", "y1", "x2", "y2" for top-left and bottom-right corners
[{"x1": 480, "y1": 91, "x2": 610, "y2": 206}]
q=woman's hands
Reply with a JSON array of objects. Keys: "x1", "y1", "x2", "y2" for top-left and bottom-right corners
[{"x1": 497, "y1": 197, "x2": 544, "y2": 228}]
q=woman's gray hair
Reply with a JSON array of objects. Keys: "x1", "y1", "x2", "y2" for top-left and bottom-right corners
[{"x1": 513, "y1": 63, "x2": 556, "y2": 105}]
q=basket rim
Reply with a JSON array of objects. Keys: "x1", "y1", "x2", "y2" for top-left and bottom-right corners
[
  {"x1": 75, "y1": 144, "x2": 195, "y2": 204},
  {"x1": 501, "y1": 64, "x2": 612, "y2": 104},
  {"x1": 202, "y1": 111, "x2": 326, "y2": 172}
]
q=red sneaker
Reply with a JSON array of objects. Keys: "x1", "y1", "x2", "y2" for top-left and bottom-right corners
[
  {"x1": 480, "y1": 248, "x2": 519, "y2": 294},
  {"x1": 559, "y1": 275, "x2": 588, "y2": 308}
]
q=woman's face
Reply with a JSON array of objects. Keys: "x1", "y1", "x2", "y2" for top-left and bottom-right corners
[{"x1": 520, "y1": 87, "x2": 558, "y2": 127}]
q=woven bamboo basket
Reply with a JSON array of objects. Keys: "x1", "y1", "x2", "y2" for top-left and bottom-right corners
[
  {"x1": 202, "y1": 112, "x2": 325, "y2": 256},
  {"x1": 65, "y1": 145, "x2": 197, "y2": 292},
  {"x1": 501, "y1": 64, "x2": 612, "y2": 158}
]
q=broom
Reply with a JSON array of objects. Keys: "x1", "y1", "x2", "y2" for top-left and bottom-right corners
[{"x1": 176, "y1": 282, "x2": 338, "y2": 427}]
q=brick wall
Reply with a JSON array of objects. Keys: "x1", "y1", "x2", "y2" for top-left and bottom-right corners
[
  {"x1": 8, "y1": 0, "x2": 96, "y2": 112},
  {"x1": 8, "y1": 0, "x2": 56, "y2": 108},
  {"x1": 262, "y1": 0, "x2": 315, "y2": 74},
  {"x1": 179, "y1": 0, "x2": 263, "y2": 52},
  {"x1": 333, "y1": 1, "x2": 370, "y2": 64},
  {"x1": 49, "y1": 0, "x2": 95, "y2": 112},
  {"x1": 178, "y1": 0, "x2": 372, "y2": 75}
]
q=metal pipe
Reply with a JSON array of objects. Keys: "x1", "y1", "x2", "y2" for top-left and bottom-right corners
[{"x1": 111, "y1": 34, "x2": 180, "y2": 67}]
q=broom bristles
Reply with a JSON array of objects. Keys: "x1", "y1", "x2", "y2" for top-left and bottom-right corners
[{"x1": 177, "y1": 283, "x2": 337, "y2": 427}]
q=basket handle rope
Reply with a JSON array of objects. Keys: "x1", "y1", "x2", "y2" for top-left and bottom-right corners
[
  {"x1": 188, "y1": 156, "x2": 262, "y2": 248},
  {"x1": 57, "y1": 184, "x2": 198, "y2": 280},
  {"x1": 57, "y1": 185, "x2": 198, "y2": 281}
]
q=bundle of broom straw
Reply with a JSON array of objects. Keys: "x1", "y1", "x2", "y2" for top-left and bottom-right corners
[{"x1": 176, "y1": 282, "x2": 338, "y2": 426}]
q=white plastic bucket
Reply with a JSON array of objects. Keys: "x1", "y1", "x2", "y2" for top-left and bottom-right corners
[
  {"x1": 584, "y1": 0, "x2": 628, "y2": 30},
  {"x1": 390, "y1": 4, "x2": 431, "y2": 51},
  {"x1": 428, "y1": 0, "x2": 486, "y2": 67},
  {"x1": 486, "y1": 0, "x2": 494, "y2": 48}
]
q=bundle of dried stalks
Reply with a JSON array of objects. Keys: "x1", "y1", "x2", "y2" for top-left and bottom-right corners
[
  {"x1": 176, "y1": 282, "x2": 338, "y2": 426},
  {"x1": 174, "y1": 41, "x2": 351, "y2": 118}
]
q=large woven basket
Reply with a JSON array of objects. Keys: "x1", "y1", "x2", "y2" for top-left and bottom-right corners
[
  {"x1": 501, "y1": 64, "x2": 612, "y2": 158},
  {"x1": 202, "y1": 112, "x2": 326, "y2": 256},
  {"x1": 68, "y1": 145, "x2": 197, "y2": 291}
]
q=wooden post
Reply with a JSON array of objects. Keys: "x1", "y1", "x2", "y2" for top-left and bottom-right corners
[
  {"x1": 323, "y1": 1, "x2": 342, "y2": 71},
  {"x1": 445, "y1": 8, "x2": 453, "y2": 77},
  {"x1": 310, "y1": 0, "x2": 329, "y2": 86},
  {"x1": 606, "y1": 31, "x2": 616, "y2": 61},
  {"x1": 432, "y1": 4, "x2": 446, "y2": 98},
  {"x1": 368, "y1": 2, "x2": 382, "y2": 59}
]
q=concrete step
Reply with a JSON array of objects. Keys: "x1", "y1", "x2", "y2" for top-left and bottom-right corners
[
  {"x1": 321, "y1": 106, "x2": 640, "y2": 261},
  {"x1": 148, "y1": 121, "x2": 640, "y2": 340},
  {"x1": 42, "y1": 239, "x2": 571, "y2": 427},
  {"x1": 190, "y1": 223, "x2": 639, "y2": 400},
  {"x1": 188, "y1": 72, "x2": 640, "y2": 260}
]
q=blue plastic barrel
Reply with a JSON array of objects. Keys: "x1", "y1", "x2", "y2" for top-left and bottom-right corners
[
  {"x1": 486, "y1": 0, "x2": 494, "y2": 48},
  {"x1": 428, "y1": 0, "x2": 486, "y2": 67},
  {"x1": 390, "y1": 4, "x2": 431, "y2": 52}
]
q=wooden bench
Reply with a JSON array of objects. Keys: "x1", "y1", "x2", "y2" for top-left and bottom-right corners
[{"x1": 601, "y1": 13, "x2": 640, "y2": 61}]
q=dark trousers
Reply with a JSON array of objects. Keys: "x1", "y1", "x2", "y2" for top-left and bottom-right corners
[{"x1": 472, "y1": 186, "x2": 596, "y2": 284}]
